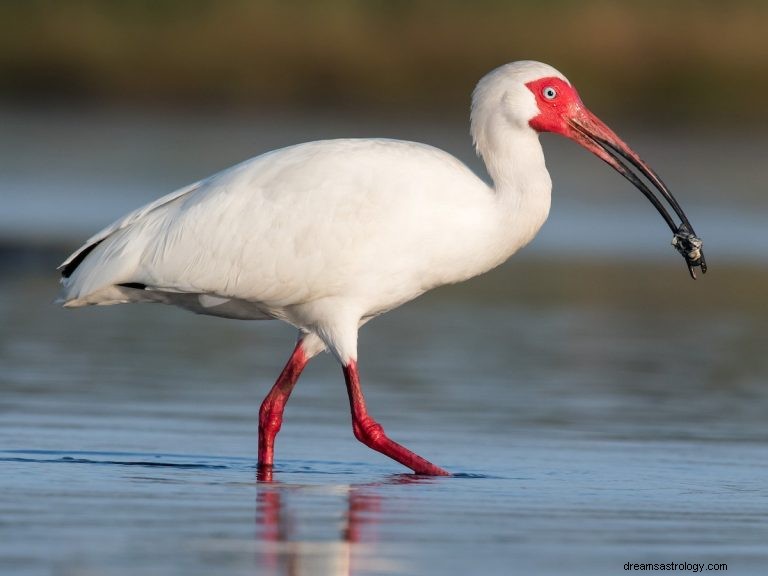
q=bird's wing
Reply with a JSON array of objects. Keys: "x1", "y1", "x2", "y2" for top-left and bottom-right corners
[
  {"x1": 58, "y1": 139, "x2": 490, "y2": 313},
  {"x1": 58, "y1": 142, "x2": 343, "y2": 306},
  {"x1": 58, "y1": 180, "x2": 202, "y2": 278}
]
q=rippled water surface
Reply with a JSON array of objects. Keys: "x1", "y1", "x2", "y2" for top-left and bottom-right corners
[
  {"x1": 3, "y1": 261, "x2": 768, "y2": 576},
  {"x1": 2, "y1": 110, "x2": 768, "y2": 575}
]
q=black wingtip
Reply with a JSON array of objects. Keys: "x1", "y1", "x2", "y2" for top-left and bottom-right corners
[
  {"x1": 118, "y1": 282, "x2": 147, "y2": 290},
  {"x1": 60, "y1": 241, "x2": 103, "y2": 278}
]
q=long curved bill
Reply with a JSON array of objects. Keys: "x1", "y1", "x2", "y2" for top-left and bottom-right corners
[{"x1": 566, "y1": 110, "x2": 707, "y2": 279}]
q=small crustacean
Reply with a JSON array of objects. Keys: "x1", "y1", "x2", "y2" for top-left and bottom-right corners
[{"x1": 672, "y1": 223, "x2": 707, "y2": 279}]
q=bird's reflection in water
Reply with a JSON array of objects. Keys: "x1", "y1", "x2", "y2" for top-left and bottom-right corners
[{"x1": 255, "y1": 468, "x2": 433, "y2": 575}]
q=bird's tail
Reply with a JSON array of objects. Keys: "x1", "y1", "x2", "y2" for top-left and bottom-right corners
[{"x1": 57, "y1": 225, "x2": 148, "y2": 307}]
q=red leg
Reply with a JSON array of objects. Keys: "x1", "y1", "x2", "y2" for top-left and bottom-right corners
[
  {"x1": 258, "y1": 339, "x2": 309, "y2": 469},
  {"x1": 343, "y1": 360, "x2": 450, "y2": 476}
]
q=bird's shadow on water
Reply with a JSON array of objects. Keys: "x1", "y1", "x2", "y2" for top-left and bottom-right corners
[
  {"x1": 3, "y1": 449, "x2": 491, "y2": 573},
  {"x1": 0, "y1": 449, "x2": 492, "y2": 478},
  {"x1": 253, "y1": 462, "x2": 491, "y2": 574},
  {"x1": 0, "y1": 449, "x2": 237, "y2": 469}
]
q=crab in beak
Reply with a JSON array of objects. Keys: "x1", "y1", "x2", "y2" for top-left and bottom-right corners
[{"x1": 527, "y1": 76, "x2": 707, "y2": 279}]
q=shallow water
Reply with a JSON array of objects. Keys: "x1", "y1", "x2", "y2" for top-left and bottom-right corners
[
  {"x1": 2, "y1": 440, "x2": 765, "y2": 576},
  {"x1": 2, "y1": 259, "x2": 768, "y2": 575},
  {"x1": 2, "y1": 109, "x2": 768, "y2": 575}
]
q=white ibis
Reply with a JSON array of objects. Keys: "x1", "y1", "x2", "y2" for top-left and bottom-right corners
[{"x1": 58, "y1": 61, "x2": 705, "y2": 476}]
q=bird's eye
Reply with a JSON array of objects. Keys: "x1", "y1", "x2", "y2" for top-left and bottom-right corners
[{"x1": 542, "y1": 86, "x2": 557, "y2": 100}]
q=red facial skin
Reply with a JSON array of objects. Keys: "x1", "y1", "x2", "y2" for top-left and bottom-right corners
[
  {"x1": 526, "y1": 75, "x2": 630, "y2": 166},
  {"x1": 525, "y1": 76, "x2": 652, "y2": 182},
  {"x1": 526, "y1": 77, "x2": 583, "y2": 135}
]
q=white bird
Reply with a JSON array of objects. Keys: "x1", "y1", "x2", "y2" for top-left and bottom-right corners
[{"x1": 58, "y1": 61, "x2": 705, "y2": 476}]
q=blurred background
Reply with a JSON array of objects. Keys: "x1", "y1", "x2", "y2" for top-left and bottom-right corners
[
  {"x1": 2, "y1": 0, "x2": 766, "y2": 317},
  {"x1": 1, "y1": 0, "x2": 766, "y2": 120},
  {"x1": 1, "y1": 2, "x2": 767, "y2": 575},
  {"x1": 1, "y1": 0, "x2": 766, "y2": 256}
]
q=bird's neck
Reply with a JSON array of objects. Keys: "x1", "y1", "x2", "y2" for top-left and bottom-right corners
[{"x1": 478, "y1": 124, "x2": 553, "y2": 255}]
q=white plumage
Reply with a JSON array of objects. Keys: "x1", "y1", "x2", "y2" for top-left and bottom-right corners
[
  {"x1": 60, "y1": 63, "x2": 560, "y2": 363},
  {"x1": 59, "y1": 61, "x2": 699, "y2": 475}
]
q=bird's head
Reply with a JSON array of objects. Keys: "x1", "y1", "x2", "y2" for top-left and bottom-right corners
[{"x1": 471, "y1": 61, "x2": 706, "y2": 278}]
